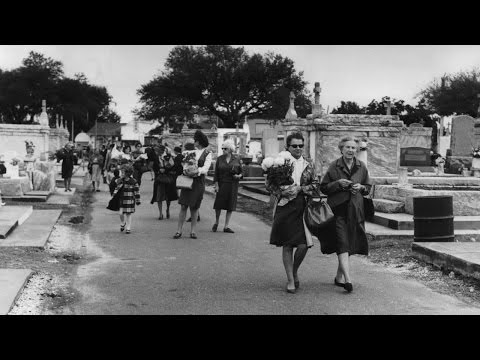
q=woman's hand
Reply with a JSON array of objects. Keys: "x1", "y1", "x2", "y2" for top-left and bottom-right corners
[
  {"x1": 338, "y1": 179, "x2": 353, "y2": 190},
  {"x1": 350, "y1": 183, "x2": 364, "y2": 195},
  {"x1": 233, "y1": 174, "x2": 242, "y2": 180}
]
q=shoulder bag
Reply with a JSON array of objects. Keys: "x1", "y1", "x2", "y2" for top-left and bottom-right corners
[
  {"x1": 363, "y1": 184, "x2": 375, "y2": 222},
  {"x1": 107, "y1": 184, "x2": 123, "y2": 211},
  {"x1": 176, "y1": 174, "x2": 193, "y2": 190},
  {"x1": 304, "y1": 197, "x2": 334, "y2": 232}
]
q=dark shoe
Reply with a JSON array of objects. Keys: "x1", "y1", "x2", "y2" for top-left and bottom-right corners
[
  {"x1": 120, "y1": 223, "x2": 126, "y2": 232},
  {"x1": 125, "y1": 230, "x2": 131, "y2": 234},
  {"x1": 286, "y1": 285, "x2": 296, "y2": 294},
  {"x1": 294, "y1": 280, "x2": 300, "y2": 289},
  {"x1": 334, "y1": 277, "x2": 345, "y2": 288},
  {"x1": 173, "y1": 232, "x2": 182, "y2": 239},
  {"x1": 224, "y1": 227, "x2": 234, "y2": 233},
  {"x1": 68, "y1": 189, "x2": 72, "y2": 192},
  {"x1": 190, "y1": 233, "x2": 197, "y2": 239},
  {"x1": 158, "y1": 214, "x2": 163, "y2": 220},
  {"x1": 344, "y1": 282, "x2": 353, "y2": 293},
  {"x1": 186, "y1": 217, "x2": 192, "y2": 222},
  {"x1": 197, "y1": 215, "x2": 200, "y2": 222},
  {"x1": 212, "y1": 223, "x2": 218, "y2": 232},
  {"x1": 96, "y1": 189, "x2": 100, "y2": 192},
  {"x1": 64, "y1": 189, "x2": 68, "y2": 192}
]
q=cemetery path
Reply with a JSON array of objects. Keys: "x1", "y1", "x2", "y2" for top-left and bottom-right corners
[{"x1": 61, "y1": 174, "x2": 480, "y2": 315}]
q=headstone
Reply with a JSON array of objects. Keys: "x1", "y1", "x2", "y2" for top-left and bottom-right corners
[
  {"x1": 262, "y1": 129, "x2": 279, "y2": 158},
  {"x1": 450, "y1": 115, "x2": 475, "y2": 157},
  {"x1": 400, "y1": 147, "x2": 431, "y2": 167},
  {"x1": 285, "y1": 91, "x2": 297, "y2": 120}
]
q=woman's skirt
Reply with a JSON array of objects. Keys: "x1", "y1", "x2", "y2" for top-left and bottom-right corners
[
  {"x1": 270, "y1": 194, "x2": 307, "y2": 247},
  {"x1": 213, "y1": 181, "x2": 239, "y2": 211},
  {"x1": 178, "y1": 176, "x2": 205, "y2": 209},
  {"x1": 91, "y1": 164, "x2": 102, "y2": 183},
  {"x1": 155, "y1": 181, "x2": 179, "y2": 202}
]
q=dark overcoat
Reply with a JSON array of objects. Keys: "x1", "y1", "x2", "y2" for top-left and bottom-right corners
[{"x1": 318, "y1": 157, "x2": 372, "y2": 255}]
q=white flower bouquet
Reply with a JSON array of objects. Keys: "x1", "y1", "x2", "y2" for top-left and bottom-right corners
[
  {"x1": 182, "y1": 151, "x2": 198, "y2": 177},
  {"x1": 262, "y1": 151, "x2": 298, "y2": 203}
]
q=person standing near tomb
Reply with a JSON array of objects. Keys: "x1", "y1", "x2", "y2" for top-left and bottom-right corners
[
  {"x1": 111, "y1": 165, "x2": 141, "y2": 234},
  {"x1": 319, "y1": 136, "x2": 372, "y2": 293},
  {"x1": 89, "y1": 148, "x2": 104, "y2": 192},
  {"x1": 268, "y1": 132, "x2": 319, "y2": 294},
  {"x1": 56, "y1": 142, "x2": 75, "y2": 192},
  {"x1": 173, "y1": 130, "x2": 212, "y2": 239},
  {"x1": 212, "y1": 139, "x2": 243, "y2": 233}
]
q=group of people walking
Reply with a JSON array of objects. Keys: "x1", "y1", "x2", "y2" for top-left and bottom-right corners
[{"x1": 58, "y1": 129, "x2": 372, "y2": 295}]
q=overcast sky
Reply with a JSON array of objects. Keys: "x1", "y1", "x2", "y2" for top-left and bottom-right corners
[{"x1": 1, "y1": 45, "x2": 480, "y2": 123}]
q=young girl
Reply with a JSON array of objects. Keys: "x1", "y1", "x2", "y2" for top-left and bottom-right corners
[{"x1": 111, "y1": 165, "x2": 140, "y2": 234}]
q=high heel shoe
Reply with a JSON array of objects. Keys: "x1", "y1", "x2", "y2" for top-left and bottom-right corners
[
  {"x1": 286, "y1": 284, "x2": 296, "y2": 294},
  {"x1": 173, "y1": 232, "x2": 182, "y2": 239},
  {"x1": 334, "y1": 277, "x2": 345, "y2": 288},
  {"x1": 158, "y1": 214, "x2": 164, "y2": 220},
  {"x1": 212, "y1": 223, "x2": 218, "y2": 232},
  {"x1": 344, "y1": 282, "x2": 353, "y2": 293}
]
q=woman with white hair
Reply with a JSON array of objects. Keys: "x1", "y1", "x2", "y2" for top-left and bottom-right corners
[
  {"x1": 212, "y1": 139, "x2": 243, "y2": 233},
  {"x1": 319, "y1": 136, "x2": 372, "y2": 293}
]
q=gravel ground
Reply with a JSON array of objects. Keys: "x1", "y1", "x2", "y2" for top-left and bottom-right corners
[{"x1": 235, "y1": 194, "x2": 480, "y2": 307}]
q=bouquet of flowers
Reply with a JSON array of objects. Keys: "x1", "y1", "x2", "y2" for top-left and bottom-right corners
[
  {"x1": 472, "y1": 146, "x2": 480, "y2": 159},
  {"x1": 182, "y1": 151, "x2": 198, "y2": 177},
  {"x1": 262, "y1": 151, "x2": 297, "y2": 204}
]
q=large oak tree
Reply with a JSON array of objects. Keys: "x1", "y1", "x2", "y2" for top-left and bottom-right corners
[{"x1": 135, "y1": 45, "x2": 311, "y2": 129}]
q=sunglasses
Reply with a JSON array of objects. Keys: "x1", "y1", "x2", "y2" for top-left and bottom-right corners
[{"x1": 289, "y1": 144, "x2": 304, "y2": 149}]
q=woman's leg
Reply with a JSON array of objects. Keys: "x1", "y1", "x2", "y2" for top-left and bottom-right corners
[
  {"x1": 157, "y1": 200, "x2": 163, "y2": 219},
  {"x1": 125, "y1": 214, "x2": 132, "y2": 231},
  {"x1": 67, "y1": 177, "x2": 72, "y2": 190},
  {"x1": 119, "y1": 211, "x2": 125, "y2": 226},
  {"x1": 337, "y1": 252, "x2": 351, "y2": 283},
  {"x1": 224, "y1": 210, "x2": 233, "y2": 228},
  {"x1": 190, "y1": 207, "x2": 199, "y2": 234},
  {"x1": 293, "y1": 244, "x2": 308, "y2": 284},
  {"x1": 176, "y1": 205, "x2": 188, "y2": 233},
  {"x1": 282, "y1": 246, "x2": 295, "y2": 291},
  {"x1": 214, "y1": 209, "x2": 221, "y2": 225},
  {"x1": 64, "y1": 178, "x2": 68, "y2": 191}
]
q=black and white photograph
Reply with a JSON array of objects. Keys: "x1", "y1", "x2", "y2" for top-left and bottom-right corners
[{"x1": 1, "y1": 44, "x2": 480, "y2": 315}]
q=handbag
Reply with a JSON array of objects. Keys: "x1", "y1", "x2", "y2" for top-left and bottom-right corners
[
  {"x1": 304, "y1": 197, "x2": 335, "y2": 232},
  {"x1": 156, "y1": 173, "x2": 173, "y2": 184},
  {"x1": 363, "y1": 184, "x2": 375, "y2": 221},
  {"x1": 176, "y1": 174, "x2": 194, "y2": 190},
  {"x1": 106, "y1": 184, "x2": 123, "y2": 211}
]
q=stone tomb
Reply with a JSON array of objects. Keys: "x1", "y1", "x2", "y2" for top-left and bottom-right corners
[
  {"x1": 448, "y1": 115, "x2": 475, "y2": 170},
  {"x1": 398, "y1": 123, "x2": 433, "y2": 171}
]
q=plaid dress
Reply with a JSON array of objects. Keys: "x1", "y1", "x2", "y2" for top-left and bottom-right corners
[{"x1": 113, "y1": 176, "x2": 140, "y2": 214}]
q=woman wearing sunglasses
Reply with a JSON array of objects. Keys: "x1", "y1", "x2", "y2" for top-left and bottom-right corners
[
  {"x1": 212, "y1": 139, "x2": 243, "y2": 233},
  {"x1": 269, "y1": 132, "x2": 319, "y2": 294}
]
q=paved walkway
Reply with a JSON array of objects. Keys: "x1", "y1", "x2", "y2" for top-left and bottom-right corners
[{"x1": 63, "y1": 174, "x2": 480, "y2": 314}]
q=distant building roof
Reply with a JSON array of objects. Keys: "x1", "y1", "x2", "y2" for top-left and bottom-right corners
[{"x1": 87, "y1": 122, "x2": 123, "y2": 136}]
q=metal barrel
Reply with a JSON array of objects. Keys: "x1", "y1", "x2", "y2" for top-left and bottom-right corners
[{"x1": 413, "y1": 195, "x2": 454, "y2": 242}]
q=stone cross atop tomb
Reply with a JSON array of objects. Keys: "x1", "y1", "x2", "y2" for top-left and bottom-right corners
[
  {"x1": 311, "y1": 82, "x2": 323, "y2": 117},
  {"x1": 37, "y1": 99, "x2": 49, "y2": 126},
  {"x1": 384, "y1": 99, "x2": 392, "y2": 115},
  {"x1": 285, "y1": 91, "x2": 298, "y2": 120}
]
